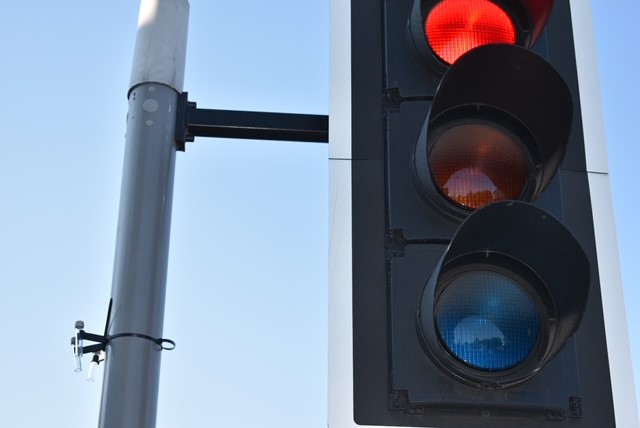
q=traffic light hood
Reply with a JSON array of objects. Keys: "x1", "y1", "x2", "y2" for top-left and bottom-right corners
[
  {"x1": 414, "y1": 44, "x2": 573, "y2": 221},
  {"x1": 418, "y1": 201, "x2": 590, "y2": 388}
]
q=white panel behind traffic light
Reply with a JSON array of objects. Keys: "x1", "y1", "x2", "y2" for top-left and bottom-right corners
[{"x1": 570, "y1": 0, "x2": 639, "y2": 425}]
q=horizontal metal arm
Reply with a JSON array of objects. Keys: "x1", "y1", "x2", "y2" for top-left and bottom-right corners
[{"x1": 174, "y1": 92, "x2": 329, "y2": 150}]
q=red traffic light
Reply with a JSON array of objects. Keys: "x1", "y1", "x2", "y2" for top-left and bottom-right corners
[
  {"x1": 409, "y1": 0, "x2": 555, "y2": 72},
  {"x1": 424, "y1": 0, "x2": 516, "y2": 65}
]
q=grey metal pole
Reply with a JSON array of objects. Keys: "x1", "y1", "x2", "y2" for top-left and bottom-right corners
[{"x1": 98, "y1": 1, "x2": 189, "y2": 427}]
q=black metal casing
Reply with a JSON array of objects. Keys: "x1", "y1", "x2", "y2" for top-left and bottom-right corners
[{"x1": 350, "y1": 0, "x2": 616, "y2": 426}]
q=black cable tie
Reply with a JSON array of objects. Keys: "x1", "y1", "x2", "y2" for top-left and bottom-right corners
[{"x1": 108, "y1": 333, "x2": 176, "y2": 350}]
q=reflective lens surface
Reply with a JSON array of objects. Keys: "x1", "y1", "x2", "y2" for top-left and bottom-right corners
[
  {"x1": 425, "y1": 0, "x2": 516, "y2": 65},
  {"x1": 435, "y1": 271, "x2": 540, "y2": 371},
  {"x1": 429, "y1": 122, "x2": 529, "y2": 209}
]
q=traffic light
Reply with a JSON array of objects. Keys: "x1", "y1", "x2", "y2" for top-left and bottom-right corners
[{"x1": 328, "y1": 0, "x2": 638, "y2": 427}]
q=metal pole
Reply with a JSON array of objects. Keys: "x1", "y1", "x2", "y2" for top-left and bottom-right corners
[{"x1": 98, "y1": 1, "x2": 189, "y2": 427}]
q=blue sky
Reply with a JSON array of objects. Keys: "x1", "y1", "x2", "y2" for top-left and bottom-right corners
[{"x1": 0, "y1": 1, "x2": 637, "y2": 427}]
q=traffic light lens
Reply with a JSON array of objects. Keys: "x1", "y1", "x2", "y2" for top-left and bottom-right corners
[
  {"x1": 429, "y1": 122, "x2": 529, "y2": 210},
  {"x1": 425, "y1": 0, "x2": 517, "y2": 65},
  {"x1": 435, "y1": 271, "x2": 541, "y2": 371}
]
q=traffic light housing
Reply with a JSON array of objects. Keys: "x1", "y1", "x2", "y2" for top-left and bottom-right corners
[
  {"x1": 412, "y1": 43, "x2": 572, "y2": 221},
  {"x1": 417, "y1": 200, "x2": 590, "y2": 389},
  {"x1": 329, "y1": 0, "x2": 638, "y2": 426}
]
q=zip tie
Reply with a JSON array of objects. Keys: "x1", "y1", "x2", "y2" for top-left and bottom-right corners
[{"x1": 108, "y1": 333, "x2": 176, "y2": 350}]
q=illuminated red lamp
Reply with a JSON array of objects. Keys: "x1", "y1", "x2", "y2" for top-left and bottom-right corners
[
  {"x1": 408, "y1": 0, "x2": 555, "y2": 72},
  {"x1": 425, "y1": 0, "x2": 517, "y2": 65}
]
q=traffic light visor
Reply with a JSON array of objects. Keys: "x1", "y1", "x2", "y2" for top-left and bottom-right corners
[
  {"x1": 417, "y1": 201, "x2": 590, "y2": 388},
  {"x1": 425, "y1": 0, "x2": 517, "y2": 65},
  {"x1": 413, "y1": 44, "x2": 573, "y2": 222}
]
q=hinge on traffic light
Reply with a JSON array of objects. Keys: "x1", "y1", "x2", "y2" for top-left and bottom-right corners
[
  {"x1": 387, "y1": 229, "x2": 408, "y2": 258},
  {"x1": 567, "y1": 396, "x2": 582, "y2": 419},
  {"x1": 384, "y1": 88, "x2": 404, "y2": 112},
  {"x1": 383, "y1": 88, "x2": 434, "y2": 112},
  {"x1": 388, "y1": 390, "x2": 425, "y2": 415},
  {"x1": 386, "y1": 229, "x2": 449, "y2": 259},
  {"x1": 385, "y1": 229, "x2": 451, "y2": 259}
]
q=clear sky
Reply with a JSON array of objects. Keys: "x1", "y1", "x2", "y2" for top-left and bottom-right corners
[{"x1": 0, "y1": 1, "x2": 637, "y2": 427}]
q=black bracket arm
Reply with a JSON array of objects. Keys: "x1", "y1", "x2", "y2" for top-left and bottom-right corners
[
  {"x1": 73, "y1": 329, "x2": 109, "y2": 355},
  {"x1": 71, "y1": 299, "x2": 175, "y2": 359},
  {"x1": 174, "y1": 92, "x2": 329, "y2": 151}
]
